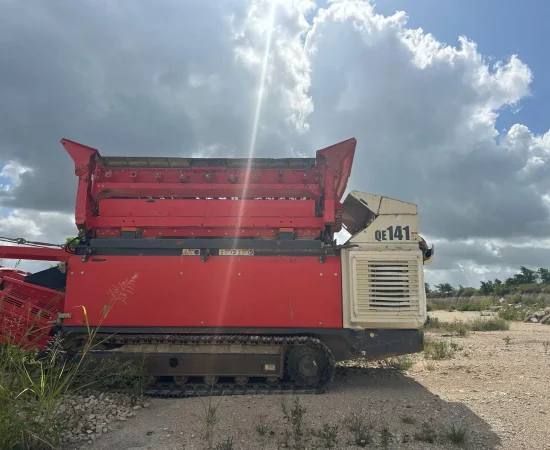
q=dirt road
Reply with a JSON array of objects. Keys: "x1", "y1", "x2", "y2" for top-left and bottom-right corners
[{"x1": 72, "y1": 312, "x2": 550, "y2": 450}]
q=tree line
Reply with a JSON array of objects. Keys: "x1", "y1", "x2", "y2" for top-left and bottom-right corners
[{"x1": 426, "y1": 266, "x2": 550, "y2": 297}]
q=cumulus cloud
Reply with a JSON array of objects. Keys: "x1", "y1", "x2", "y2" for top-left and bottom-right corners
[
  {"x1": 304, "y1": 1, "x2": 548, "y2": 245},
  {"x1": 425, "y1": 237, "x2": 550, "y2": 286},
  {"x1": 0, "y1": 210, "x2": 75, "y2": 243},
  {"x1": 0, "y1": 0, "x2": 549, "y2": 286}
]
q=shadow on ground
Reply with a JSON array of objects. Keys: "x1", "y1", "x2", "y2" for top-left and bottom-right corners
[
  {"x1": 331, "y1": 364, "x2": 502, "y2": 449},
  {"x1": 79, "y1": 365, "x2": 502, "y2": 450}
]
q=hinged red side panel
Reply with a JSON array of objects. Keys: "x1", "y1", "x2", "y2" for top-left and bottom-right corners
[{"x1": 63, "y1": 255, "x2": 343, "y2": 329}]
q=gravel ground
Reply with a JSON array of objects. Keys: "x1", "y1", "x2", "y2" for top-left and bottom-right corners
[{"x1": 64, "y1": 312, "x2": 550, "y2": 450}]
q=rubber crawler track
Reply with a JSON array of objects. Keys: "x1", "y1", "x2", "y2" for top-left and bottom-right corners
[{"x1": 80, "y1": 333, "x2": 336, "y2": 399}]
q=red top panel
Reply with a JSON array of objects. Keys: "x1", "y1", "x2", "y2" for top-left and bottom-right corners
[{"x1": 60, "y1": 138, "x2": 357, "y2": 239}]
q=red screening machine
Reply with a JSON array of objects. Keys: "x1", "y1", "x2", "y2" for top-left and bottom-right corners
[{"x1": 0, "y1": 137, "x2": 434, "y2": 394}]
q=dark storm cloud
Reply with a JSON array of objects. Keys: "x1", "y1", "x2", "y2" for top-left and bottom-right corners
[{"x1": 0, "y1": 0, "x2": 311, "y2": 212}]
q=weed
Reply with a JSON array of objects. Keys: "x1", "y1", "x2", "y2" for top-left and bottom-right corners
[
  {"x1": 503, "y1": 335, "x2": 512, "y2": 346},
  {"x1": 458, "y1": 299, "x2": 491, "y2": 311},
  {"x1": 281, "y1": 397, "x2": 308, "y2": 450},
  {"x1": 424, "y1": 317, "x2": 469, "y2": 336},
  {"x1": 543, "y1": 340, "x2": 550, "y2": 355},
  {"x1": 281, "y1": 429, "x2": 292, "y2": 448},
  {"x1": 401, "y1": 415, "x2": 416, "y2": 424},
  {"x1": 498, "y1": 306, "x2": 526, "y2": 321},
  {"x1": 312, "y1": 423, "x2": 339, "y2": 449},
  {"x1": 445, "y1": 422, "x2": 468, "y2": 446},
  {"x1": 424, "y1": 340, "x2": 455, "y2": 360},
  {"x1": 254, "y1": 414, "x2": 272, "y2": 449},
  {"x1": 424, "y1": 360, "x2": 436, "y2": 371},
  {"x1": 470, "y1": 317, "x2": 509, "y2": 331},
  {"x1": 255, "y1": 413, "x2": 270, "y2": 437},
  {"x1": 379, "y1": 355, "x2": 414, "y2": 371},
  {"x1": 450, "y1": 342, "x2": 461, "y2": 352},
  {"x1": 426, "y1": 316, "x2": 509, "y2": 333},
  {"x1": 192, "y1": 390, "x2": 224, "y2": 449},
  {"x1": 424, "y1": 315, "x2": 441, "y2": 330},
  {"x1": 215, "y1": 436, "x2": 235, "y2": 450},
  {"x1": 380, "y1": 422, "x2": 392, "y2": 449},
  {"x1": 414, "y1": 421, "x2": 437, "y2": 443},
  {"x1": 343, "y1": 408, "x2": 372, "y2": 447}
]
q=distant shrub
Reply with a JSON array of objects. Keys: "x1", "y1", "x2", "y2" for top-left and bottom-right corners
[
  {"x1": 425, "y1": 298, "x2": 453, "y2": 310},
  {"x1": 515, "y1": 284, "x2": 545, "y2": 294},
  {"x1": 424, "y1": 316, "x2": 441, "y2": 330},
  {"x1": 458, "y1": 287, "x2": 477, "y2": 297},
  {"x1": 424, "y1": 340, "x2": 455, "y2": 360},
  {"x1": 458, "y1": 299, "x2": 491, "y2": 311},
  {"x1": 498, "y1": 307, "x2": 526, "y2": 321},
  {"x1": 469, "y1": 317, "x2": 509, "y2": 331},
  {"x1": 424, "y1": 317, "x2": 469, "y2": 336},
  {"x1": 509, "y1": 294, "x2": 523, "y2": 304}
]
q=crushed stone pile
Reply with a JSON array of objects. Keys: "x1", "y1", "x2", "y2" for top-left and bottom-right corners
[{"x1": 524, "y1": 307, "x2": 550, "y2": 324}]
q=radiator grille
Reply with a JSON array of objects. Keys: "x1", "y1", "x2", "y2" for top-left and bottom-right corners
[{"x1": 352, "y1": 258, "x2": 420, "y2": 316}]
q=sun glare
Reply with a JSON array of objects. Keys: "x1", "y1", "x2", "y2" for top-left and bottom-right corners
[{"x1": 217, "y1": 1, "x2": 279, "y2": 326}]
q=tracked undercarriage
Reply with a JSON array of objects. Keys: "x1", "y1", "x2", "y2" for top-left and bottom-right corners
[{"x1": 61, "y1": 333, "x2": 335, "y2": 398}]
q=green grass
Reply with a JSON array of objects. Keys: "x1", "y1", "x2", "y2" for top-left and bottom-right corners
[
  {"x1": 469, "y1": 317, "x2": 509, "y2": 331},
  {"x1": 424, "y1": 316, "x2": 509, "y2": 334},
  {"x1": 0, "y1": 274, "x2": 141, "y2": 450},
  {"x1": 445, "y1": 423, "x2": 469, "y2": 446},
  {"x1": 424, "y1": 317, "x2": 469, "y2": 335},
  {"x1": 457, "y1": 299, "x2": 492, "y2": 311},
  {"x1": 498, "y1": 306, "x2": 526, "y2": 321}
]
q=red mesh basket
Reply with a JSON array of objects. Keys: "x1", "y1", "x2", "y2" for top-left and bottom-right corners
[{"x1": 0, "y1": 276, "x2": 65, "y2": 351}]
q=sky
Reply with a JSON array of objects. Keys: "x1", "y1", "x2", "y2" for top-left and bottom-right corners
[{"x1": 0, "y1": 0, "x2": 549, "y2": 289}]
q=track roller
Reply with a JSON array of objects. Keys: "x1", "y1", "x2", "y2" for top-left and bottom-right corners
[
  {"x1": 234, "y1": 376, "x2": 249, "y2": 387},
  {"x1": 265, "y1": 376, "x2": 279, "y2": 385},
  {"x1": 174, "y1": 376, "x2": 188, "y2": 386},
  {"x1": 204, "y1": 375, "x2": 219, "y2": 386}
]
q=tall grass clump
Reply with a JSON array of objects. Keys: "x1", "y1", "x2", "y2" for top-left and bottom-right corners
[
  {"x1": 457, "y1": 298, "x2": 492, "y2": 311},
  {"x1": 425, "y1": 316, "x2": 509, "y2": 333},
  {"x1": 0, "y1": 273, "x2": 139, "y2": 450},
  {"x1": 378, "y1": 355, "x2": 414, "y2": 371},
  {"x1": 498, "y1": 306, "x2": 527, "y2": 321},
  {"x1": 469, "y1": 317, "x2": 509, "y2": 331},
  {"x1": 424, "y1": 340, "x2": 455, "y2": 360},
  {"x1": 445, "y1": 422, "x2": 469, "y2": 446},
  {"x1": 424, "y1": 317, "x2": 469, "y2": 336}
]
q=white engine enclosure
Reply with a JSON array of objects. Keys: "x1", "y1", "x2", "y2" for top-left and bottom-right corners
[{"x1": 340, "y1": 191, "x2": 429, "y2": 330}]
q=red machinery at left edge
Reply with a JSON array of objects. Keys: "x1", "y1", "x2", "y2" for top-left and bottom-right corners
[{"x1": 0, "y1": 136, "x2": 433, "y2": 395}]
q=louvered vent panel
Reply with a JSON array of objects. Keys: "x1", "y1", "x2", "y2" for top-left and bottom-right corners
[{"x1": 352, "y1": 257, "x2": 420, "y2": 317}]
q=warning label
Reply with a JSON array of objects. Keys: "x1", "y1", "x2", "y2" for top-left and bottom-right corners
[
  {"x1": 219, "y1": 249, "x2": 254, "y2": 256},
  {"x1": 182, "y1": 249, "x2": 200, "y2": 256}
]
